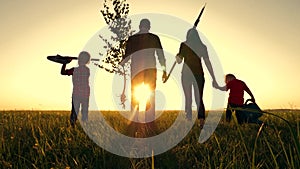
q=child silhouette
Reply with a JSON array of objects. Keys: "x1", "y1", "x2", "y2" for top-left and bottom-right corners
[
  {"x1": 216, "y1": 74, "x2": 255, "y2": 124},
  {"x1": 61, "y1": 51, "x2": 91, "y2": 127}
]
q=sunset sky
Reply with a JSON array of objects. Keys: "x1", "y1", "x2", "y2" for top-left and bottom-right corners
[{"x1": 0, "y1": 0, "x2": 299, "y2": 110}]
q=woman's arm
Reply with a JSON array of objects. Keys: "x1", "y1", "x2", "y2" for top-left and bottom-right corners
[{"x1": 203, "y1": 56, "x2": 219, "y2": 88}]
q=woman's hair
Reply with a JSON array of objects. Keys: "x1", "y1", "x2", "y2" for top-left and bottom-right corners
[
  {"x1": 186, "y1": 28, "x2": 201, "y2": 43},
  {"x1": 78, "y1": 51, "x2": 91, "y2": 65},
  {"x1": 186, "y1": 28, "x2": 204, "y2": 56}
]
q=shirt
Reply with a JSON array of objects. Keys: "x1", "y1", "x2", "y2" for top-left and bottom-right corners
[
  {"x1": 226, "y1": 79, "x2": 250, "y2": 105},
  {"x1": 65, "y1": 66, "x2": 90, "y2": 98},
  {"x1": 124, "y1": 33, "x2": 166, "y2": 75},
  {"x1": 177, "y1": 42, "x2": 208, "y2": 75}
]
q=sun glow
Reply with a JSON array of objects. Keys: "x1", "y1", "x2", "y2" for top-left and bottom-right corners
[{"x1": 134, "y1": 82, "x2": 152, "y2": 111}]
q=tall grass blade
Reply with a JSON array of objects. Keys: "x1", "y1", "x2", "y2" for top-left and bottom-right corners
[
  {"x1": 234, "y1": 113, "x2": 251, "y2": 165},
  {"x1": 262, "y1": 110, "x2": 300, "y2": 162},
  {"x1": 262, "y1": 134, "x2": 279, "y2": 169},
  {"x1": 152, "y1": 150, "x2": 155, "y2": 169},
  {"x1": 251, "y1": 123, "x2": 264, "y2": 169}
]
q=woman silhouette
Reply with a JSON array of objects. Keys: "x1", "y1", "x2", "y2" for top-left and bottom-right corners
[{"x1": 176, "y1": 28, "x2": 218, "y2": 127}]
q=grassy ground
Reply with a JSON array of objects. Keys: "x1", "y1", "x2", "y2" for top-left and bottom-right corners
[{"x1": 0, "y1": 110, "x2": 299, "y2": 169}]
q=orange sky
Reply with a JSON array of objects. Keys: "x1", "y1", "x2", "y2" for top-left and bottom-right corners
[{"x1": 0, "y1": 0, "x2": 299, "y2": 110}]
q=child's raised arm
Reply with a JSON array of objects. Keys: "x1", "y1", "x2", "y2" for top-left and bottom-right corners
[
  {"x1": 61, "y1": 63, "x2": 67, "y2": 75},
  {"x1": 60, "y1": 59, "x2": 73, "y2": 76}
]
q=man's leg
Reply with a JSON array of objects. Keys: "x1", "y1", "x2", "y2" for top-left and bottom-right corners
[
  {"x1": 145, "y1": 91, "x2": 155, "y2": 122},
  {"x1": 131, "y1": 86, "x2": 139, "y2": 122},
  {"x1": 145, "y1": 69, "x2": 156, "y2": 123},
  {"x1": 131, "y1": 72, "x2": 143, "y2": 122}
]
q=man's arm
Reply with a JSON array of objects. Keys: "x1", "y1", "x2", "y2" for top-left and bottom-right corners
[
  {"x1": 156, "y1": 48, "x2": 167, "y2": 81},
  {"x1": 156, "y1": 49, "x2": 166, "y2": 69},
  {"x1": 155, "y1": 35, "x2": 167, "y2": 81}
]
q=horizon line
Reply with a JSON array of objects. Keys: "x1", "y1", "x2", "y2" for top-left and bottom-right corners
[{"x1": 1, "y1": 108, "x2": 299, "y2": 112}]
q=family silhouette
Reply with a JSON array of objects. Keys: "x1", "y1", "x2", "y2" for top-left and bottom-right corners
[
  {"x1": 120, "y1": 18, "x2": 261, "y2": 130},
  {"x1": 56, "y1": 18, "x2": 262, "y2": 129}
]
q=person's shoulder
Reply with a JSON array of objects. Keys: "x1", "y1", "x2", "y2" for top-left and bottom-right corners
[
  {"x1": 148, "y1": 33, "x2": 160, "y2": 38},
  {"x1": 235, "y1": 79, "x2": 247, "y2": 86},
  {"x1": 236, "y1": 79, "x2": 245, "y2": 83},
  {"x1": 129, "y1": 33, "x2": 150, "y2": 40},
  {"x1": 148, "y1": 32, "x2": 157, "y2": 36},
  {"x1": 127, "y1": 34, "x2": 136, "y2": 40},
  {"x1": 181, "y1": 41, "x2": 188, "y2": 47},
  {"x1": 128, "y1": 33, "x2": 140, "y2": 40},
  {"x1": 130, "y1": 33, "x2": 139, "y2": 37}
]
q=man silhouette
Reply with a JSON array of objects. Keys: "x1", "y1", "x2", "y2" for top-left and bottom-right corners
[{"x1": 121, "y1": 18, "x2": 167, "y2": 125}]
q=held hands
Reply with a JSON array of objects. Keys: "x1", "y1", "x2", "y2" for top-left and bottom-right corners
[
  {"x1": 212, "y1": 80, "x2": 220, "y2": 89},
  {"x1": 212, "y1": 80, "x2": 227, "y2": 91}
]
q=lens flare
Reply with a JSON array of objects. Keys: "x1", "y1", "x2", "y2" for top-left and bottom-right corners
[{"x1": 134, "y1": 82, "x2": 151, "y2": 110}]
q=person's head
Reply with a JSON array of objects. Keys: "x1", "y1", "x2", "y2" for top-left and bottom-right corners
[
  {"x1": 139, "y1": 18, "x2": 151, "y2": 32},
  {"x1": 225, "y1": 74, "x2": 236, "y2": 84},
  {"x1": 185, "y1": 28, "x2": 204, "y2": 56},
  {"x1": 186, "y1": 28, "x2": 202, "y2": 44},
  {"x1": 78, "y1": 51, "x2": 91, "y2": 66}
]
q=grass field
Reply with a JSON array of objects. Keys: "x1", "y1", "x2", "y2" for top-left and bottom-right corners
[{"x1": 0, "y1": 110, "x2": 299, "y2": 169}]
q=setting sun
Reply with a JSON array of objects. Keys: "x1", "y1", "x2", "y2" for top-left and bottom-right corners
[{"x1": 134, "y1": 82, "x2": 151, "y2": 110}]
